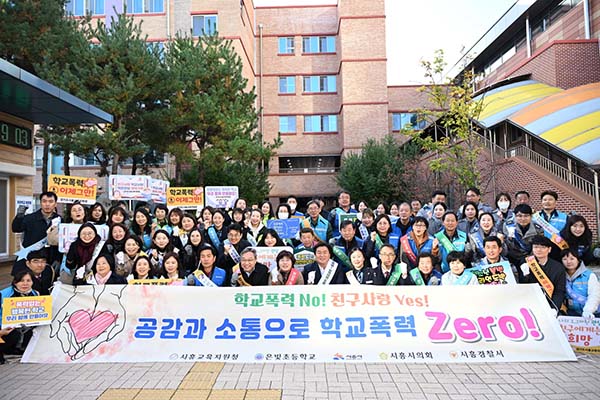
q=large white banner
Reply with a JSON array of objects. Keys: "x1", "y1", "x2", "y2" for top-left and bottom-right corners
[{"x1": 23, "y1": 284, "x2": 575, "y2": 363}]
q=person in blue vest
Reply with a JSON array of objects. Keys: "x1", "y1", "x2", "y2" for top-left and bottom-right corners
[
  {"x1": 472, "y1": 236, "x2": 517, "y2": 281},
  {"x1": 435, "y1": 212, "x2": 468, "y2": 272},
  {"x1": 328, "y1": 190, "x2": 357, "y2": 238},
  {"x1": 417, "y1": 190, "x2": 447, "y2": 220},
  {"x1": 465, "y1": 212, "x2": 506, "y2": 265},
  {"x1": 302, "y1": 200, "x2": 333, "y2": 243},
  {"x1": 562, "y1": 248, "x2": 600, "y2": 318},
  {"x1": 363, "y1": 214, "x2": 397, "y2": 259},
  {"x1": 286, "y1": 196, "x2": 305, "y2": 217},
  {"x1": 391, "y1": 202, "x2": 414, "y2": 241},
  {"x1": 493, "y1": 192, "x2": 514, "y2": 231},
  {"x1": 399, "y1": 252, "x2": 442, "y2": 286},
  {"x1": 533, "y1": 190, "x2": 568, "y2": 261},
  {"x1": 399, "y1": 217, "x2": 439, "y2": 270},
  {"x1": 502, "y1": 203, "x2": 544, "y2": 268},
  {"x1": 0, "y1": 270, "x2": 40, "y2": 363},
  {"x1": 188, "y1": 244, "x2": 227, "y2": 287},
  {"x1": 330, "y1": 220, "x2": 364, "y2": 271},
  {"x1": 560, "y1": 215, "x2": 598, "y2": 265},
  {"x1": 442, "y1": 251, "x2": 479, "y2": 285}
]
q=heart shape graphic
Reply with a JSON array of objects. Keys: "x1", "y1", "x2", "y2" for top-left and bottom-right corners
[
  {"x1": 68, "y1": 310, "x2": 118, "y2": 344},
  {"x1": 449, "y1": 351, "x2": 458, "y2": 359}
]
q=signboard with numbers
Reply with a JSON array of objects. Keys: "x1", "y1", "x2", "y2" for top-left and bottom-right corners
[{"x1": 0, "y1": 120, "x2": 32, "y2": 149}]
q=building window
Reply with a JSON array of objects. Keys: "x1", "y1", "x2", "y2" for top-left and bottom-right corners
[
  {"x1": 146, "y1": 42, "x2": 165, "y2": 59},
  {"x1": 278, "y1": 76, "x2": 296, "y2": 94},
  {"x1": 70, "y1": 153, "x2": 100, "y2": 167},
  {"x1": 302, "y1": 36, "x2": 335, "y2": 53},
  {"x1": 392, "y1": 113, "x2": 426, "y2": 131},
  {"x1": 278, "y1": 156, "x2": 341, "y2": 174},
  {"x1": 65, "y1": 0, "x2": 104, "y2": 16},
  {"x1": 279, "y1": 116, "x2": 296, "y2": 133},
  {"x1": 0, "y1": 178, "x2": 7, "y2": 255},
  {"x1": 302, "y1": 76, "x2": 336, "y2": 93},
  {"x1": 304, "y1": 115, "x2": 337, "y2": 133},
  {"x1": 192, "y1": 14, "x2": 218, "y2": 36},
  {"x1": 278, "y1": 37, "x2": 294, "y2": 54},
  {"x1": 34, "y1": 145, "x2": 44, "y2": 168},
  {"x1": 126, "y1": 0, "x2": 164, "y2": 13}
]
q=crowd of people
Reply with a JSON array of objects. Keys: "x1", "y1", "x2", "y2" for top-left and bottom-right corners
[{"x1": 1, "y1": 187, "x2": 599, "y2": 362}]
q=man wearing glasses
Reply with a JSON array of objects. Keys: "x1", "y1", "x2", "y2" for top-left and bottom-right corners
[{"x1": 502, "y1": 204, "x2": 544, "y2": 277}]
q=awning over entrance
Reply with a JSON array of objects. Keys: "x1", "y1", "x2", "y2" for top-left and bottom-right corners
[{"x1": 0, "y1": 58, "x2": 113, "y2": 125}]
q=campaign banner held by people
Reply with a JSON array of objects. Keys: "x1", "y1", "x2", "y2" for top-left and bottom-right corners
[
  {"x1": 205, "y1": 186, "x2": 239, "y2": 209},
  {"x1": 267, "y1": 219, "x2": 300, "y2": 239},
  {"x1": 167, "y1": 187, "x2": 204, "y2": 210},
  {"x1": 23, "y1": 284, "x2": 575, "y2": 364},
  {"x1": 2, "y1": 295, "x2": 52, "y2": 328},
  {"x1": 558, "y1": 316, "x2": 600, "y2": 354},
  {"x1": 293, "y1": 250, "x2": 315, "y2": 273},
  {"x1": 254, "y1": 246, "x2": 294, "y2": 271},
  {"x1": 471, "y1": 262, "x2": 517, "y2": 285},
  {"x1": 338, "y1": 213, "x2": 358, "y2": 230},
  {"x1": 49, "y1": 174, "x2": 98, "y2": 205},
  {"x1": 58, "y1": 224, "x2": 110, "y2": 253},
  {"x1": 108, "y1": 175, "x2": 151, "y2": 201},
  {"x1": 150, "y1": 178, "x2": 169, "y2": 204}
]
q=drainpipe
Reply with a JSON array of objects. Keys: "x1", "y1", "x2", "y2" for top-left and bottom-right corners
[
  {"x1": 166, "y1": 0, "x2": 170, "y2": 38},
  {"x1": 525, "y1": 15, "x2": 532, "y2": 58},
  {"x1": 258, "y1": 23, "x2": 264, "y2": 172},
  {"x1": 583, "y1": 0, "x2": 591, "y2": 40}
]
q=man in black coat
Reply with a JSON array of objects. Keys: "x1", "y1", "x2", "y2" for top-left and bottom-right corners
[
  {"x1": 217, "y1": 224, "x2": 251, "y2": 285},
  {"x1": 233, "y1": 248, "x2": 269, "y2": 286},
  {"x1": 303, "y1": 242, "x2": 347, "y2": 285},
  {"x1": 11, "y1": 191, "x2": 60, "y2": 275},
  {"x1": 25, "y1": 248, "x2": 55, "y2": 295}
]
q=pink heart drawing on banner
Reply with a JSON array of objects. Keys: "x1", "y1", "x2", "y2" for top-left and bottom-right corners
[{"x1": 68, "y1": 310, "x2": 118, "y2": 343}]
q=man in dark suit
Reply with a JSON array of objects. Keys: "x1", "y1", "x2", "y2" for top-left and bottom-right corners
[
  {"x1": 233, "y1": 248, "x2": 269, "y2": 286},
  {"x1": 302, "y1": 242, "x2": 347, "y2": 285},
  {"x1": 25, "y1": 248, "x2": 55, "y2": 295},
  {"x1": 218, "y1": 224, "x2": 251, "y2": 284}
]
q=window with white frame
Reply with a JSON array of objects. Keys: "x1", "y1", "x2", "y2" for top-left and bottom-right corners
[
  {"x1": 302, "y1": 75, "x2": 336, "y2": 93},
  {"x1": 65, "y1": 0, "x2": 104, "y2": 16},
  {"x1": 278, "y1": 76, "x2": 296, "y2": 94},
  {"x1": 302, "y1": 36, "x2": 335, "y2": 53},
  {"x1": 279, "y1": 116, "x2": 296, "y2": 133},
  {"x1": 278, "y1": 37, "x2": 294, "y2": 54},
  {"x1": 192, "y1": 15, "x2": 218, "y2": 36},
  {"x1": 126, "y1": 0, "x2": 164, "y2": 13},
  {"x1": 304, "y1": 115, "x2": 337, "y2": 133},
  {"x1": 34, "y1": 145, "x2": 44, "y2": 168},
  {"x1": 392, "y1": 113, "x2": 426, "y2": 131}
]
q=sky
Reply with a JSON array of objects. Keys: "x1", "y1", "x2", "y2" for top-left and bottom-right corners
[{"x1": 254, "y1": 0, "x2": 517, "y2": 84}]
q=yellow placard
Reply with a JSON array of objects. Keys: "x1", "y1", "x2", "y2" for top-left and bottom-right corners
[
  {"x1": 167, "y1": 187, "x2": 204, "y2": 209},
  {"x1": 49, "y1": 174, "x2": 98, "y2": 205},
  {"x1": 2, "y1": 295, "x2": 52, "y2": 329}
]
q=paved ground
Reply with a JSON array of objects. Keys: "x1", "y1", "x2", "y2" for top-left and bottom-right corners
[{"x1": 1, "y1": 354, "x2": 599, "y2": 400}]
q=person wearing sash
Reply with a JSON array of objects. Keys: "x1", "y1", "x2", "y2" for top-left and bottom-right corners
[
  {"x1": 410, "y1": 199, "x2": 422, "y2": 217},
  {"x1": 417, "y1": 190, "x2": 447, "y2": 219},
  {"x1": 493, "y1": 192, "x2": 514, "y2": 231},
  {"x1": 129, "y1": 255, "x2": 157, "y2": 281},
  {"x1": 399, "y1": 252, "x2": 442, "y2": 286},
  {"x1": 11, "y1": 191, "x2": 61, "y2": 275},
  {"x1": 330, "y1": 220, "x2": 364, "y2": 271},
  {"x1": 257, "y1": 229, "x2": 286, "y2": 247},
  {"x1": 286, "y1": 196, "x2": 304, "y2": 218},
  {"x1": 152, "y1": 204, "x2": 172, "y2": 235},
  {"x1": 363, "y1": 214, "x2": 397, "y2": 259},
  {"x1": 427, "y1": 202, "x2": 447, "y2": 236},
  {"x1": 180, "y1": 228, "x2": 205, "y2": 274},
  {"x1": 560, "y1": 215, "x2": 597, "y2": 265},
  {"x1": 354, "y1": 208, "x2": 376, "y2": 241},
  {"x1": 457, "y1": 201, "x2": 479, "y2": 234},
  {"x1": 101, "y1": 223, "x2": 129, "y2": 260},
  {"x1": 159, "y1": 252, "x2": 187, "y2": 283},
  {"x1": 88, "y1": 202, "x2": 107, "y2": 225},
  {"x1": 390, "y1": 202, "x2": 414, "y2": 245},
  {"x1": 204, "y1": 210, "x2": 228, "y2": 248},
  {"x1": 562, "y1": 248, "x2": 600, "y2": 318},
  {"x1": 246, "y1": 209, "x2": 267, "y2": 246},
  {"x1": 73, "y1": 253, "x2": 127, "y2": 286},
  {"x1": 115, "y1": 235, "x2": 144, "y2": 277},
  {"x1": 270, "y1": 250, "x2": 304, "y2": 285},
  {"x1": 346, "y1": 248, "x2": 378, "y2": 285},
  {"x1": 0, "y1": 270, "x2": 40, "y2": 363},
  {"x1": 303, "y1": 200, "x2": 333, "y2": 243},
  {"x1": 172, "y1": 213, "x2": 198, "y2": 252},
  {"x1": 519, "y1": 235, "x2": 566, "y2": 313},
  {"x1": 198, "y1": 206, "x2": 215, "y2": 233},
  {"x1": 399, "y1": 217, "x2": 439, "y2": 270},
  {"x1": 148, "y1": 229, "x2": 177, "y2": 276},
  {"x1": 459, "y1": 187, "x2": 493, "y2": 218},
  {"x1": 465, "y1": 212, "x2": 505, "y2": 265},
  {"x1": 374, "y1": 244, "x2": 402, "y2": 285},
  {"x1": 260, "y1": 200, "x2": 275, "y2": 223},
  {"x1": 303, "y1": 243, "x2": 347, "y2": 285},
  {"x1": 167, "y1": 206, "x2": 184, "y2": 236},
  {"x1": 442, "y1": 251, "x2": 479, "y2": 285},
  {"x1": 503, "y1": 204, "x2": 544, "y2": 268},
  {"x1": 25, "y1": 248, "x2": 55, "y2": 295},
  {"x1": 533, "y1": 190, "x2": 568, "y2": 261},
  {"x1": 473, "y1": 236, "x2": 517, "y2": 280},
  {"x1": 108, "y1": 205, "x2": 129, "y2": 228},
  {"x1": 218, "y1": 223, "x2": 251, "y2": 285},
  {"x1": 435, "y1": 212, "x2": 468, "y2": 273},
  {"x1": 328, "y1": 190, "x2": 357, "y2": 238},
  {"x1": 63, "y1": 222, "x2": 105, "y2": 284},
  {"x1": 130, "y1": 208, "x2": 152, "y2": 250},
  {"x1": 187, "y1": 244, "x2": 227, "y2": 287},
  {"x1": 232, "y1": 248, "x2": 269, "y2": 286}
]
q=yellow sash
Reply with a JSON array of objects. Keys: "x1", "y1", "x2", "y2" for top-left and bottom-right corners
[{"x1": 526, "y1": 256, "x2": 554, "y2": 297}]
